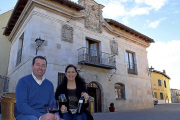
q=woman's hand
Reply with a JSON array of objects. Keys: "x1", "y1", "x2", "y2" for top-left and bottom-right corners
[
  {"x1": 81, "y1": 92, "x2": 89, "y2": 103},
  {"x1": 60, "y1": 105, "x2": 67, "y2": 113}
]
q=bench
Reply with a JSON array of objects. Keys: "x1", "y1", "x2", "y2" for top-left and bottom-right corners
[{"x1": 1, "y1": 92, "x2": 94, "y2": 120}]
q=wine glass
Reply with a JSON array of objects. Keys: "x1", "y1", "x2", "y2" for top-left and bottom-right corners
[
  {"x1": 48, "y1": 100, "x2": 59, "y2": 114},
  {"x1": 59, "y1": 94, "x2": 68, "y2": 113}
]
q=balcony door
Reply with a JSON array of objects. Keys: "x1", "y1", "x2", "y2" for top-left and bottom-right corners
[{"x1": 86, "y1": 39, "x2": 100, "y2": 63}]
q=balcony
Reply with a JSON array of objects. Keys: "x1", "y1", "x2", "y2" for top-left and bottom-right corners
[
  {"x1": 127, "y1": 62, "x2": 138, "y2": 75},
  {"x1": 77, "y1": 47, "x2": 116, "y2": 69}
]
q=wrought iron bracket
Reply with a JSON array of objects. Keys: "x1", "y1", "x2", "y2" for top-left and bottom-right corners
[
  {"x1": 109, "y1": 68, "x2": 117, "y2": 81},
  {"x1": 78, "y1": 63, "x2": 84, "y2": 72}
]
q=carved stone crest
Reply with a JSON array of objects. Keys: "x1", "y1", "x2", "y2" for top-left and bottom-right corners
[
  {"x1": 110, "y1": 40, "x2": 118, "y2": 55},
  {"x1": 62, "y1": 24, "x2": 73, "y2": 43},
  {"x1": 84, "y1": 1, "x2": 103, "y2": 33}
]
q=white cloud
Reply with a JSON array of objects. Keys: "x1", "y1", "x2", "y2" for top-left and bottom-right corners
[
  {"x1": 122, "y1": 17, "x2": 129, "y2": 24},
  {"x1": 147, "y1": 40, "x2": 180, "y2": 89},
  {"x1": 135, "y1": 0, "x2": 168, "y2": 10},
  {"x1": 148, "y1": 17, "x2": 166, "y2": 28},
  {"x1": 102, "y1": 0, "x2": 167, "y2": 24},
  {"x1": 103, "y1": 3, "x2": 126, "y2": 19},
  {"x1": 172, "y1": 10, "x2": 180, "y2": 13},
  {"x1": 129, "y1": 6, "x2": 151, "y2": 17},
  {"x1": 119, "y1": 0, "x2": 128, "y2": 2}
]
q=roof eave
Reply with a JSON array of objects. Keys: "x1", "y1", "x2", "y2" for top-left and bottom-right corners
[
  {"x1": 153, "y1": 70, "x2": 171, "y2": 79},
  {"x1": 104, "y1": 18, "x2": 155, "y2": 43}
]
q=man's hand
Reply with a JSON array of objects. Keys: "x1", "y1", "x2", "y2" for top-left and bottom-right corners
[
  {"x1": 40, "y1": 113, "x2": 55, "y2": 120},
  {"x1": 54, "y1": 113, "x2": 60, "y2": 120}
]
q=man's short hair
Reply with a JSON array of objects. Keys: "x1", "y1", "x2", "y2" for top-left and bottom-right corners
[{"x1": 32, "y1": 56, "x2": 47, "y2": 66}]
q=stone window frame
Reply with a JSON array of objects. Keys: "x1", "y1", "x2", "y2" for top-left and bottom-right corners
[
  {"x1": 16, "y1": 33, "x2": 24, "y2": 66},
  {"x1": 126, "y1": 50, "x2": 138, "y2": 75},
  {"x1": 115, "y1": 83, "x2": 125, "y2": 100}
]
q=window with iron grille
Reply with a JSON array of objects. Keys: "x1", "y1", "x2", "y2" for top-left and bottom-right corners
[
  {"x1": 16, "y1": 33, "x2": 24, "y2": 66},
  {"x1": 58, "y1": 73, "x2": 65, "y2": 85},
  {"x1": 115, "y1": 83, "x2": 125, "y2": 100},
  {"x1": 158, "y1": 79, "x2": 161, "y2": 86},
  {"x1": 126, "y1": 51, "x2": 137, "y2": 75}
]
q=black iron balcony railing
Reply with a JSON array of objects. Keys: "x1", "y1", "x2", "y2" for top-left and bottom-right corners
[
  {"x1": 78, "y1": 47, "x2": 116, "y2": 69},
  {"x1": 127, "y1": 62, "x2": 138, "y2": 75}
]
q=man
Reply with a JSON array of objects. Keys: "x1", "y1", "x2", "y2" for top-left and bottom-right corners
[{"x1": 15, "y1": 56, "x2": 60, "y2": 120}]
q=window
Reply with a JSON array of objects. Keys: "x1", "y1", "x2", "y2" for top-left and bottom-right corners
[
  {"x1": 158, "y1": 79, "x2": 161, "y2": 86},
  {"x1": 16, "y1": 33, "x2": 24, "y2": 66},
  {"x1": 154, "y1": 92, "x2": 157, "y2": 98},
  {"x1": 164, "y1": 81, "x2": 166, "y2": 88},
  {"x1": 58, "y1": 73, "x2": 65, "y2": 85},
  {"x1": 115, "y1": 83, "x2": 125, "y2": 99},
  {"x1": 126, "y1": 51, "x2": 137, "y2": 75},
  {"x1": 160, "y1": 93, "x2": 163, "y2": 99}
]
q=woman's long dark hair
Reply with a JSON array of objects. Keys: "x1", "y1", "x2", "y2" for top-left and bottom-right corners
[{"x1": 60, "y1": 64, "x2": 86, "y2": 86}]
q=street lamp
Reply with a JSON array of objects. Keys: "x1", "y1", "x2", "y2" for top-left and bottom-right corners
[
  {"x1": 149, "y1": 66, "x2": 154, "y2": 73},
  {"x1": 35, "y1": 37, "x2": 44, "y2": 55},
  {"x1": 149, "y1": 66, "x2": 154, "y2": 97},
  {"x1": 67, "y1": 17, "x2": 74, "y2": 22}
]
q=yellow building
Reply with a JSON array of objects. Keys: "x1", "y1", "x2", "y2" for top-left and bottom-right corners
[{"x1": 151, "y1": 70, "x2": 171, "y2": 104}]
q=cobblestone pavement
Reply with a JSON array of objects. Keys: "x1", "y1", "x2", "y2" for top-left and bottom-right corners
[
  {"x1": 1, "y1": 104, "x2": 180, "y2": 120},
  {"x1": 94, "y1": 103, "x2": 180, "y2": 120}
]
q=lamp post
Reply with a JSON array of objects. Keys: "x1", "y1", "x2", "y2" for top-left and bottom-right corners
[
  {"x1": 35, "y1": 37, "x2": 44, "y2": 55},
  {"x1": 149, "y1": 66, "x2": 154, "y2": 97},
  {"x1": 67, "y1": 17, "x2": 74, "y2": 22}
]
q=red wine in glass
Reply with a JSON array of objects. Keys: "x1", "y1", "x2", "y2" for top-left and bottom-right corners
[
  {"x1": 48, "y1": 100, "x2": 59, "y2": 114},
  {"x1": 49, "y1": 109, "x2": 59, "y2": 114}
]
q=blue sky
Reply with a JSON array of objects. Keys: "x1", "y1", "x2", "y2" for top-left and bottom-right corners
[{"x1": 0, "y1": 0, "x2": 180, "y2": 89}]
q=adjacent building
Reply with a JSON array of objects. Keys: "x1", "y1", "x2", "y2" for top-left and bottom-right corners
[
  {"x1": 3, "y1": 0, "x2": 154, "y2": 112},
  {"x1": 151, "y1": 70, "x2": 171, "y2": 104},
  {"x1": 171, "y1": 89, "x2": 180, "y2": 103},
  {"x1": 0, "y1": 10, "x2": 13, "y2": 94}
]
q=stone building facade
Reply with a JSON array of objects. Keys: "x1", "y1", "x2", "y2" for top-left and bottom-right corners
[
  {"x1": 0, "y1": 10, "x2": 12, "y2": 94},
  {"x1": 171, "y1": 89, "x2": 180, "y2": 103},
  {"x1": 4, "y1": 0, "x2": 154, "y2": 112}
]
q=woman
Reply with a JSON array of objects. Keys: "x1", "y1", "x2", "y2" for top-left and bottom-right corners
[{"x1": 55, "y1": 64, "x2": 93, "y2": 120}]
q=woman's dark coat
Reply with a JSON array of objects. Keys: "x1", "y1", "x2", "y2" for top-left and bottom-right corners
[{"x1": 55, "y1": 82, "x2": 94, "y2": 120}]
